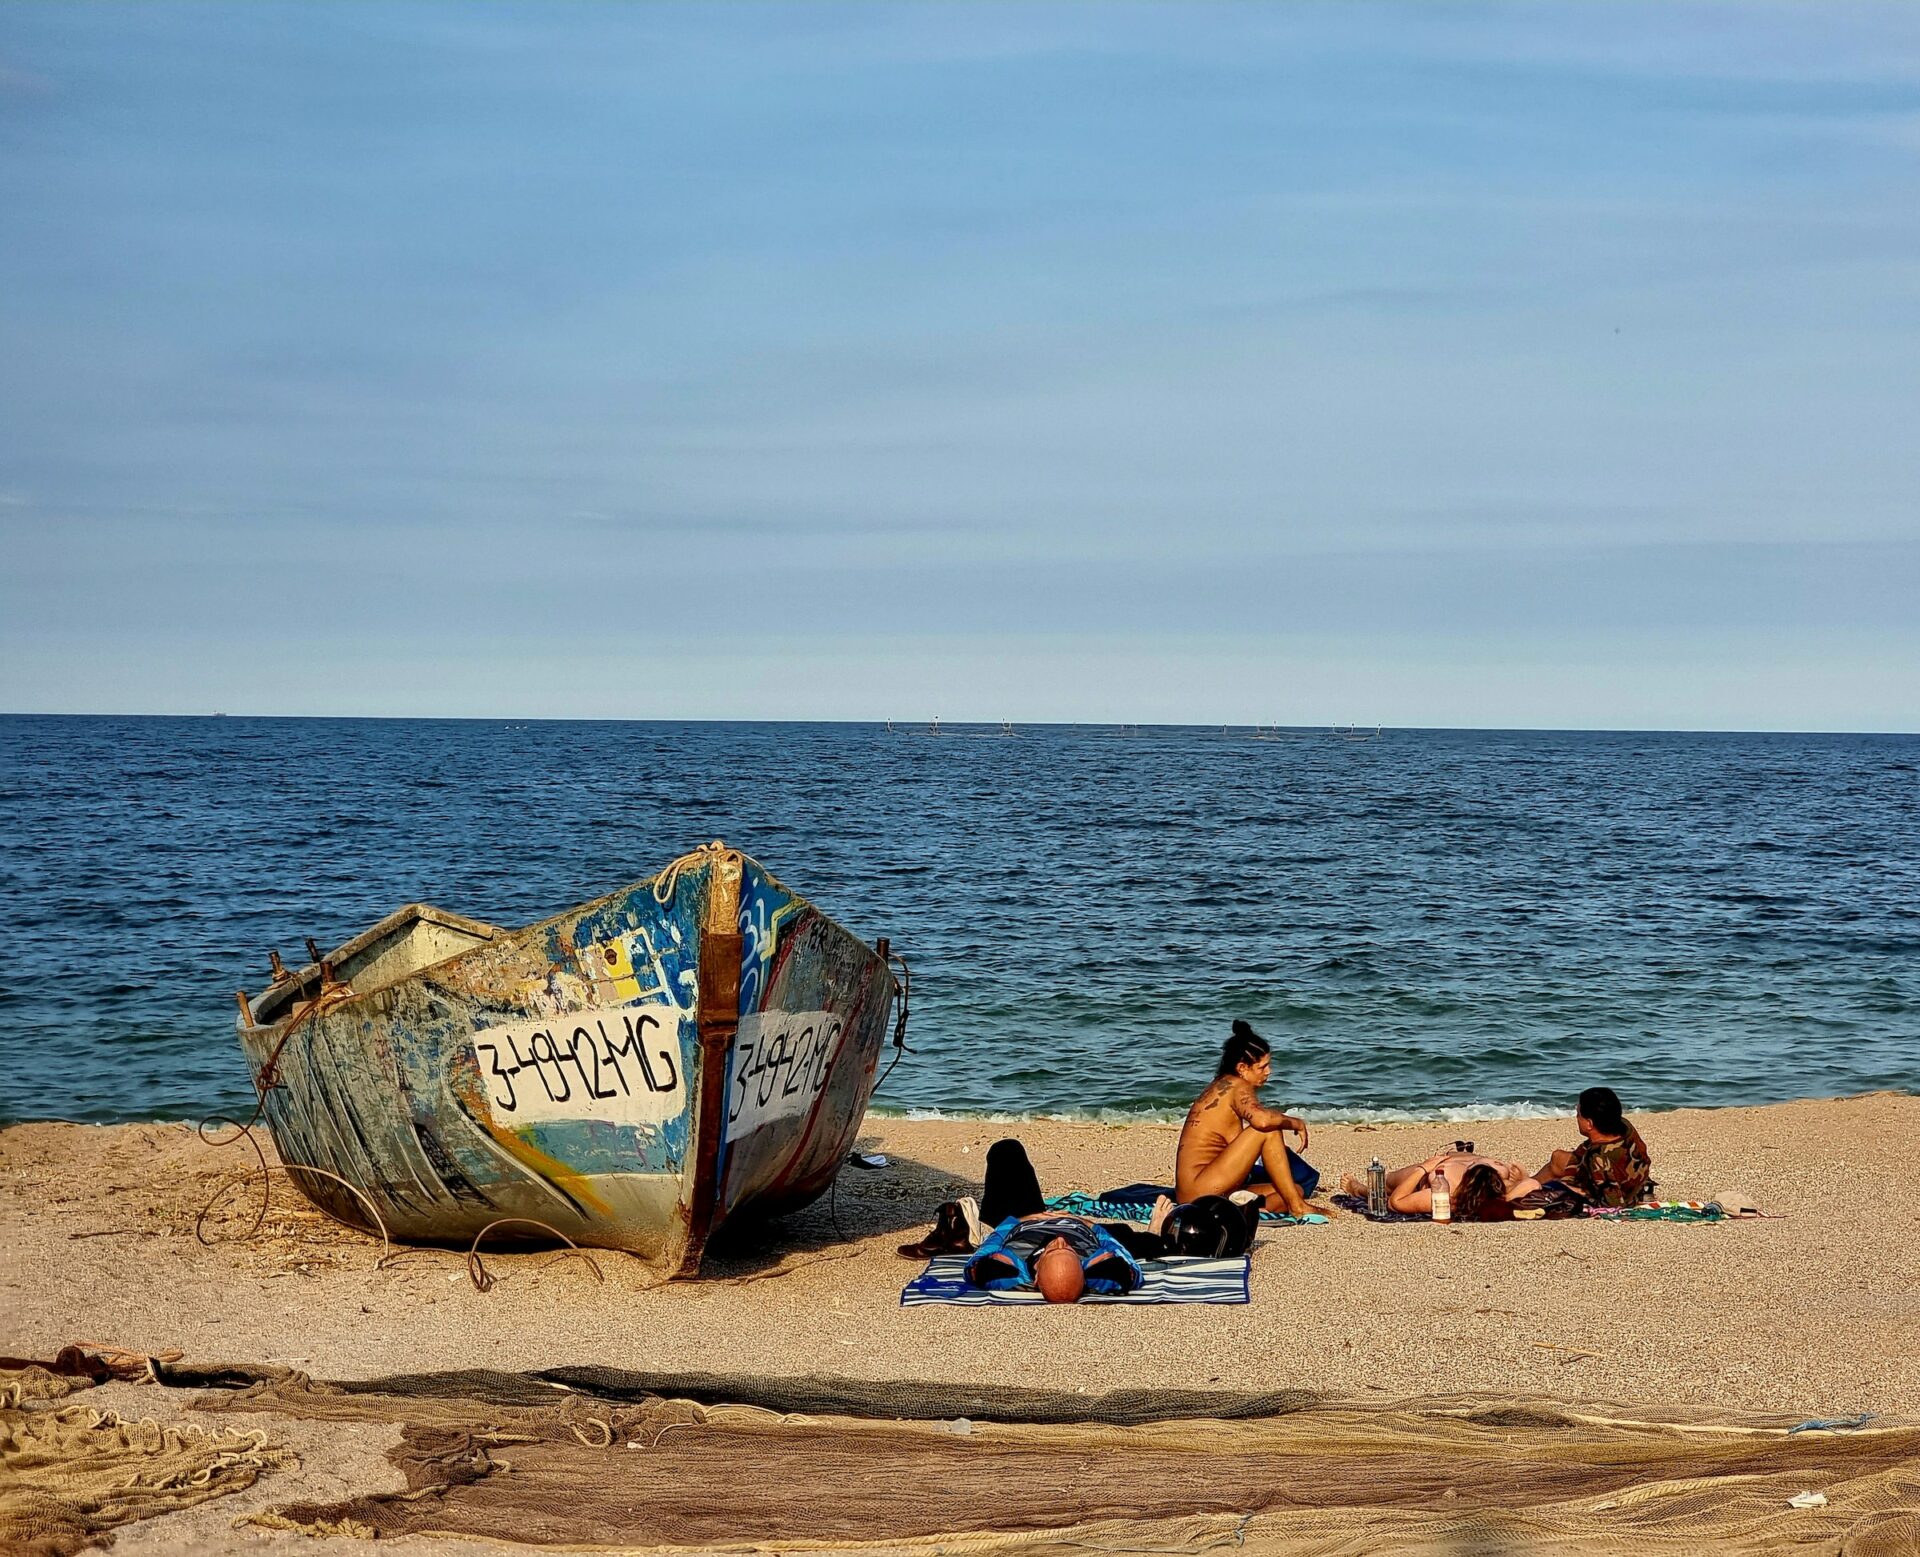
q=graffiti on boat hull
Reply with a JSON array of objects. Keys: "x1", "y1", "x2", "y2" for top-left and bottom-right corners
[
  {"x1": 469, "y1": 1004, "x2": 689, "y2": 1127},
  {"x1": 725, "y1": 1009, "x2": 844, "y2": 1141}
]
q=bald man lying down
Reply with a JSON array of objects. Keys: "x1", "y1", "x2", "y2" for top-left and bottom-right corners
[
  {"x1": 953, "y1": 1138, "x2": 1257, "y2": 1303},
  {"x1": 964, "y1": 1209, "x2": 1157, "y2": 1303}
]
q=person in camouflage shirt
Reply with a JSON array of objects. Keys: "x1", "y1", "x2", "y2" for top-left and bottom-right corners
[{"x1": 1536, "y1": 1086, "x2": 1653, "y2": 1207}]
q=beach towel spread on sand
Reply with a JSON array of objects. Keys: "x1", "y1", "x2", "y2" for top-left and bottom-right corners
[
  {"x1": 1331, "y1": 1194, "x2": 1773, "y2": 1224},
  {"x1": 1586, "y1": 1200, "x2": 1778, "y2": 1222},
  {"x1": 1044, "y1": 1192, "x2": 1326, "y2": 1226},
  {"x1": 902, "y1": 1252, "x2": 1251, "y2": 1306},
  {"x1": 1330, "y1": 1193, "x2": 1432, "y2": 1223}
]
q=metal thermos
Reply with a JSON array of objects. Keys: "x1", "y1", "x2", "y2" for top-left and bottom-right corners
[{"x1": 1366, "y1": 1157, "x2": 1387, "y2": 1216}]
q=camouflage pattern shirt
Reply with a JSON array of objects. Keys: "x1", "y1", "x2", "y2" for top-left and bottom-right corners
[{"x1": 1568, "y1": 1127, "x2": 1653, "y2": 1207}]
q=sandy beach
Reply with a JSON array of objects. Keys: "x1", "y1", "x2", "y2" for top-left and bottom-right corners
[{"x1": 5, "y1": 1095, "x2": 1919, "y2": 1552}]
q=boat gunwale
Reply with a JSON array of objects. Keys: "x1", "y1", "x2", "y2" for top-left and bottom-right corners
[
  {"x1": 239, "y1": 849, "x2": 901, "y2": 1034},
  {"x1": 244, "y1": 902, "x2": 506, "y2": 1028}
]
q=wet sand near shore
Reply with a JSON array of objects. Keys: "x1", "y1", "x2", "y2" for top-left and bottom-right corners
[{"x1": 4, "y1": 1095, "x2": 1919, "y2": 1553}]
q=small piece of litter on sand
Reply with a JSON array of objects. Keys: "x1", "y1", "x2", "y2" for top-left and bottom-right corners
[
  {"x1": 849, "y1": 1153, "x2": 890, "y2": 1169},
  {"x1": 1787, "y1": 1491, "x2": 1828, "y2": 1510}
]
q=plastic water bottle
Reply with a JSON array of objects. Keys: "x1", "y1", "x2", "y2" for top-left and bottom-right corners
[
  {"x1": 1366, "y1": 1158, "x2": 1388, "y2": 1217},
  {"x1": 1431, "y1": 1171, "x2": 1452, "y2": 1223}
]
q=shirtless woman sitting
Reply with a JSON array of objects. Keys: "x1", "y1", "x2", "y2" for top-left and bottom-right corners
[{"x1": 1174, "y1": 1021, "x2": 1316, "y2": 1217}]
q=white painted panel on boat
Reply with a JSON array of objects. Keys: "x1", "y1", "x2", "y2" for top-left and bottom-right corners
[
  {"x1": 726, "y1": 1010, "x2": 844, "y2": 1141},
  {"x1": 470, "y1": 1005, "x2": 687, "y2": 1127}
]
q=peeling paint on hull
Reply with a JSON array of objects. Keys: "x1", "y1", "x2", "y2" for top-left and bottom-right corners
[{"x1": 235, "y1": 844, "x2": 898, "y2": 1279}]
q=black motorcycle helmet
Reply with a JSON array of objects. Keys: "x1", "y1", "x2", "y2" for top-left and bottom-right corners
[{"x1": 1164, "y1": 1193, "x2": 1260, "y2": 1257}]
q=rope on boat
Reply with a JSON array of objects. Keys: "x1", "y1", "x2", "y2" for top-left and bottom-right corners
[
  {"x1": 875, "y1": 949, "x2": 913, "y2": 1093},
  {"x1": 651, "y1": 839, "x2": 732, "y2": 906},
  {"x1": 249, "y1": 968, "x2": 359, "y2": 1095},
  {"x1": 197, "y1": 963, "x2": 361, "y2": 1244},
  {"x1": 197, "y1": 969, "x2": 385, "y2": 1264},
  {"x1": 466, "y1": 1218, "x2": 605, "y2": 1293}
]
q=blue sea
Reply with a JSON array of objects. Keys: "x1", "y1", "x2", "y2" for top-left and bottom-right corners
[{"x1": 0, "y1": 716, "x2": 1914, "y2": 1128}]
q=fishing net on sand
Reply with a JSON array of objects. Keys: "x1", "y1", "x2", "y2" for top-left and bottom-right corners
[
  {"x1": 166, "y1": 1362, "x2": 1920, "y2": 1555},
  {"x1": 0, "y1": 1364, "x2": 293, "y2": 1557}
]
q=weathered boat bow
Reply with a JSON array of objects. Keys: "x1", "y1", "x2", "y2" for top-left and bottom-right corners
[
  {"x1": 682, "y1": 845, "x2": 744, "y2": 1275},
  {"x1": 235, "y1": 842, "x2": 902, "y2": 1277}
]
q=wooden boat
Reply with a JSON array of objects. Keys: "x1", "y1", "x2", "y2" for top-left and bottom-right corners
[{"x1": 234, "y1": 842, "x2": 904, "y2": 1277}]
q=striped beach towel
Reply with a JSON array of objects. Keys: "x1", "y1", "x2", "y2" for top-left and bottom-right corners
[{"x1": 901, "y1": 1252, "x2": 1250, "y2": 1306}]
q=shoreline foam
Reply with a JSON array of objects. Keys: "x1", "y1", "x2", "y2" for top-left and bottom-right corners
[{"x1": 875, "y1": 1087, "x2": 1915, "y2": 1127}]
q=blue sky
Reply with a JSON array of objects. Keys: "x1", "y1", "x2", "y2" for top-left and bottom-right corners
[{"x1": 2, "y1": 3, "x2": 1916, "y2": 728}]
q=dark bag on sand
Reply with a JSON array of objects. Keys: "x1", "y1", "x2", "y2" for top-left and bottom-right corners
[
  {"x1": 1506, "y1": 1181, "x2": 1586, "y2": 1219},
  {"x1": 1164, "y1": 1195, "x2": 1260, "y2": 1257}
]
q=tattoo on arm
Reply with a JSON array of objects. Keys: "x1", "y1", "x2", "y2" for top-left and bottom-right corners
[{"x1": 1228, "y1": 1080, "x2": 1290, "y2": 1132}]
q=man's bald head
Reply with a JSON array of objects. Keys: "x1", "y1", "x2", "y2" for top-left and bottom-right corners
[{"x1": 1033, "y1": 1237, "x2": 1087, "y2": 1304}]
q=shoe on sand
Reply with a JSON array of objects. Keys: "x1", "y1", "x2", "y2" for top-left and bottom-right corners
[{"x1": 897, "y1": 1200, "x2": 974, "y2": 1259}]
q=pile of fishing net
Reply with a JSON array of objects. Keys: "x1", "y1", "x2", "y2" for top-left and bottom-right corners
[
  {"x1": 0, "y1": 1349, "x2": 292, "y2": 1557},
  {"x1": 159, "y1": 1360, "x2": 1920, "y2": 1554}
]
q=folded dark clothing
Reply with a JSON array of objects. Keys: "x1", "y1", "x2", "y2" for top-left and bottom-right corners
[
  {"x1": 979, "y1": 1138, "x2": 1047, "y2": 1226},
  {"x1": 1102, "y1": 1150, "x2": 1320, "y2": 1206},
  {"x1": 1101, "y1": 1222, "x2": 1174, "y2": 1261}
]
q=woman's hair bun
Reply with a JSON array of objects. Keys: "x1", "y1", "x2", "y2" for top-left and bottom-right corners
[{"x1": 1231, "y1": 1018, "x2": 1255, "y2": 1039}]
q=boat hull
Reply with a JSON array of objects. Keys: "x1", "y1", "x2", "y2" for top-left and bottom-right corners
[{"x1": 235, "y1": 845, "x2": 897, "y2": 1276}]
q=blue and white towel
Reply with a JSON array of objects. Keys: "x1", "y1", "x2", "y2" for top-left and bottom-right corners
[
  {"x1": 901, "y1": 1252, "x2": 1250, "y2": 1306},
  {"x1": 1044, "y1": 1191, "x2": 1325, "y2": 1226}
]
